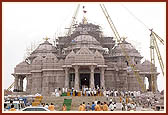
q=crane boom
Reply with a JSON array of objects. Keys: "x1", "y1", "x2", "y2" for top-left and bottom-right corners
[
  {"x1": 100, "y1": 4, "x2": 146, "y2": 92},
  {"x1": 100, "y1": 4, "x2": 121, "y2": 43},
  {"x1": 152, "y1": 31, "x2": 164, "y2": 45},
  {"x1": 67, "y1": 4, "x2": 80, "y2": 36},
  {"x1": 150, "y1": 32, "x2": 156, "y2": 92}
]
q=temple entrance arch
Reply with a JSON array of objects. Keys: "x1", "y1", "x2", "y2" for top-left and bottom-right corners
[{"x1": 80, "y1": 73, "x2": 90, "y2": 89}]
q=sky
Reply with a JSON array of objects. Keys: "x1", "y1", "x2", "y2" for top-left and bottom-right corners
[{"x1": 2, "y1": 2, "x2": 166, "y2": 92}]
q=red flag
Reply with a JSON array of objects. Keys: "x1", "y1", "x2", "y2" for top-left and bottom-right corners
[{"x1": 83, "y1": 10, "x2": 87, "y2": 13}]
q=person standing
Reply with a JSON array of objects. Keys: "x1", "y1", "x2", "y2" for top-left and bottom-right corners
[
  {"x1": 126, "y1": 96, "x2": 129, "y2": 104},
  {"x1": 120, "y1": 96, "x2": 122, "y2": 103},
  {"x1": 147, "y1": 97, "x2": 150, "y2": 107},
  {"x1": 9, "y1": 105, "x2": 16, "y2": 111},
  {"x1": 94, "y1": 90, "x2": 97, "y2": 96}
]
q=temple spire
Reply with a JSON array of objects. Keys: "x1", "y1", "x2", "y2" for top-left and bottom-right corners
[
  {"x1": 43, "y1": 36, "x2": 50, "y2": 41},
  {"x1": 82, "y1": 5, "x2": 88, "y2": 24}
]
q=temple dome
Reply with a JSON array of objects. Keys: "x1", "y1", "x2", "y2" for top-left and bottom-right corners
[
  {"x1": 112, "y1": 40, "x2": 142, "y2": 57},
  {"x1": 30, "y1": 40, "x2": 56, "y2": 57},
  {"x1": 36, "y1": 40, "x2": 54, "y2": 51},
  {"x1": 142, "y1": 60, "x2": 152, "y2": 65},
  {"x1": 65, "y1": 50, "x2": 75, "y2": 64},
  {"x1": 14, "y1": 61, "x2": 30, "y2": 73}
]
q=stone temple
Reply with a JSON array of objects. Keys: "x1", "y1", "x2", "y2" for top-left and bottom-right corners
[{"x1": 12, "y1": 18, "x2": 159, "y2": 95}]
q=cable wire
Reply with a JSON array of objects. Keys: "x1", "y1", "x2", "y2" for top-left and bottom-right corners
[{"x1": 121, "y1": 4, "x2": 150, "y2": 30}]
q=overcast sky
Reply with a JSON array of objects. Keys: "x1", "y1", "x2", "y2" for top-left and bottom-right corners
[{"x1": 2, "y1": 2, "x2": 166, "y2": 92}]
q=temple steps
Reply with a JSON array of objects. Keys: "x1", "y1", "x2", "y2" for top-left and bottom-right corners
[
  {"x1": 70, "y1": 96, "x2": 120, "y2": 111},
  {"x1": 41, "y1": 96, "x2": 120, "y2": 111}
]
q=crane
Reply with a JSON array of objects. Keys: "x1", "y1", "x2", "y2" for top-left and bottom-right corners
[
  {"x1": 67, "y1": 4, "x2": 80, "y2": 36},
  {"x1": 120, "y1": 4, "x2": 164, "y2": 93},
  {"x1": 150, "y1": 29, "x2": 164, "y2": 92},
  {"x1": 100, "y1": 4, "x2": 146, "y2": 92}
]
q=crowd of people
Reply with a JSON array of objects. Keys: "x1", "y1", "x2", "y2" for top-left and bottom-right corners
[
  {"x1": 58, "y1": 86, "x2": 142, "y2": 98},
  {"x1": 5, "y1": 86, "x2": 162, "y2": 111},
  {"x1": 78, "y1": 101, "x2": 109, "y2": 111},
  {"x1": 78, "y1": 99, "x2": 139, "y2": 111}
]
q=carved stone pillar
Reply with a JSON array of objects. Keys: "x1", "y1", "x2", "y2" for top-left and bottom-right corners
[
  {"x1": 14, "y1": 75, "x2": 19, "y2": 92},
  {"x1": 74, "y1": 66, "x2": 79, "y2": 90},
  {"x1": 20, "y1": 77, "x2": 24, "y2": 92},
  {"x1": 153, "y1": 75, "x2": 158, "y2": 92},
  {"x1": 148, "y1": 76, "x2": 152, "y2": 91},
  {"x1": 154, "y1": 76, "x2": 158, "y2": 92},
  {"x1": 26, "y1": 76, "x2": 28, "y2": 92},
  {"x1": 100, "y1": 67, "x2": 105, "y2": 89},
  {"x1": 64, "y1": 68, "x2": 69, "y2": 88},
  {"x1": 90, "y1": 65, "x2": 95, "y2": 89},
  {"x1": 149, "y1": 74, "x2": 158, "y2": 92}
]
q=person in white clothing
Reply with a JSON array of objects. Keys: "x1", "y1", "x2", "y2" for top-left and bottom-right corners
[{"x1": 45, "y1": 103, "x2": 49, "y2": 108}]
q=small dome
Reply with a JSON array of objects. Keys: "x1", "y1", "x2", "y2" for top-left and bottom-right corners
[
  {"x1": 65, "y1": 50, "x2": 75, "y2": 64},
  {"x1": 141, "y1": 60, "x2": 157, "y2": 73},
  {"x1": 142, "y1": 60, "x2": 153, "y2": 65},
  {"x1": 14, "y1": 61, "x2": 29, "y2": 73},
  {"x1": 112, "y1": 40, "x2": 142, "y2": 57},
  {"x1": 31, "y1": 40, "x2": 56, "y2": 55}
]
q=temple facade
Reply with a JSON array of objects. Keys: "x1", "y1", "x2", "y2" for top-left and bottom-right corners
[{"x1": 12, "y1": 19, "x2": 159, "y2": 95}]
